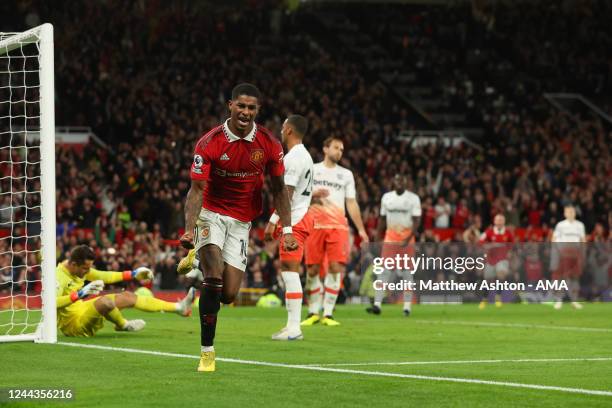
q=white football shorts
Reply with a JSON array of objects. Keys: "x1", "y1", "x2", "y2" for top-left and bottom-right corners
[{"x1": 194, "y1": 208, "x2": 251, "y2": 272}]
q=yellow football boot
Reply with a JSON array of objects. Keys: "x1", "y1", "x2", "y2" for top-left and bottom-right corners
[
  {"x1": 300, "y1": 313, "x2": 320, "y2": 326},
  {"x1": 197, "y1": 351, "x2": 215, "y2": 372},
  {"x1": 178, "y1": 249, "x2": 197, "y2": 275},
  {"x1": 321, "y1": 316, "x2": 340, "y2": 326}
]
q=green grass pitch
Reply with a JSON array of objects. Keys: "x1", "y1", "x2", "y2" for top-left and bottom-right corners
[{"x1": 2, "y1": 304, "x2": 612, "y2": 407}]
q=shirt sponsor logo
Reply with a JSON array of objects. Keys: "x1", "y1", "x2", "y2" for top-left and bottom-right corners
[
  {"x1": 313, "y1": 179, "x2": 343, "y2": 190},
  {"x1": 250, "y1": 149, "x2": 264, "y2": 164},
  {"x1": 214, "y1": 168, "x2": 260, "y2": 178}
]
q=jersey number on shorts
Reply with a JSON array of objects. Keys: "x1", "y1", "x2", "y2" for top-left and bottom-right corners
[
  {"x1": 240, "y1": 239, "x2": 247, "y2": 264},
  {"x1": 302, "y1": 169, "x2": 313, "y2": 196}
]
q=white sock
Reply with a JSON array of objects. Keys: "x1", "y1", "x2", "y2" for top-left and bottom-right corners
[
  {"x1": 323, "y1": 273, "x2": 341, "y2": 317},
  {"x1": 403, "y1": 292, "x2": 413, "y2": 311},
  {"x1": 282, "y1": 271, "x2": 303, "y2": 332},
  {"x1": 307, "y1": 274, "x2": 322, "y2": 315},
  {"x1": 374, "y1": 269, "x2": 391, "y2": 309},
  {"x1": 201, "y1": 346, "x2": 214, "y2": 353}
]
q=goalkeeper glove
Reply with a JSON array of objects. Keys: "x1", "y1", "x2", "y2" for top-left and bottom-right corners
[
  {"x1": 70, "y1": 280, "x2": 104, "y2": 302},
  {"x1": 131, "y1": 266, "x2": 154, "y2": 281}
]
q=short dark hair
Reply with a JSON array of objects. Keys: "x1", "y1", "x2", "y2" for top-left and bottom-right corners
[
  {"x1": 69, "y1": 245, "x2": 95, "y2": 265},
  {"x1": 286, "y1": 114, "x2": 308, "y2": 138},
  {"x1": 231, "y1": 83, "x2": 261, "y2": 101},
  {"x1": 323, "y1": 137, "x2": 343, "y2": 148}
]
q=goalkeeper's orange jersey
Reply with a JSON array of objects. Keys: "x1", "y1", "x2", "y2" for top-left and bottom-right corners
[{"x1": 55, "y1": 261, "x2": 126, "y2": 326}]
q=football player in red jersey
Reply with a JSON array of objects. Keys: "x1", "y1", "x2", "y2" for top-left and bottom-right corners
[
  {"x1": 180, "y1": 83, "x2": 297, "y2": 372},
  {"x1": 478, "y1": 214, "x2": 514, "y2": 309}
]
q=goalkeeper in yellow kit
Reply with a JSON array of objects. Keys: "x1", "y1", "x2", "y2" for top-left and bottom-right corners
[{"x1": 57, "y1": 245, "x2": 195, "y2": 337}]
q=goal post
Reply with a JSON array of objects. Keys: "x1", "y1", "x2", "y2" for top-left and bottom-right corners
[{"x1": 0, "y1": 24, "x2": 56, "y2": 343}]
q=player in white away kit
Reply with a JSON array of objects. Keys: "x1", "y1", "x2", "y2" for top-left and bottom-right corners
[
  {"x1": 551, "y1": 205, "x2": 586, "y2": 310},
  {"x1": 264, "y1": 115, "x2": 314, "y2": 340},
  {"x1": 367, "y1": 174, "x2": 421, "y2": 316},
  {"x1": 301, "y1": 137, "x2": 369, "y2": 326}
]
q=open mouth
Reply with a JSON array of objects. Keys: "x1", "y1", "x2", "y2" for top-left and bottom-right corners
[{"x1": 237, "y1": 117, "x2": 250, "y2": 127}]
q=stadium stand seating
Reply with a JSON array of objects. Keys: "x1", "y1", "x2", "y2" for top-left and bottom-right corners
[{"x1": 0, "y1": 0, "x2": 609, "y2": 295}]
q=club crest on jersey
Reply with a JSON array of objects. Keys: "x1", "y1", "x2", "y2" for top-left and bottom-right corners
[
  {"x1": 250, "y1": 149, "x2": 264, "y2": 164},
  {"x1": 200, "y1": 226, "x2": 210, "y2": 239}
]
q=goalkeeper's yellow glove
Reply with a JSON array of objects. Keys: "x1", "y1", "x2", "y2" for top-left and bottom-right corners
[
  {"x1": 123, "y1": 267, "x2": 154, "y2": 281},
  {"x1": 69, "y1": 280, "x2": 104, "y2": 302}
]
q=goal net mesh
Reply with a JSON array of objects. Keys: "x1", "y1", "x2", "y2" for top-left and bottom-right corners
[{"x1": 0, "y1": 30, "x2": 45, "y2": 337}]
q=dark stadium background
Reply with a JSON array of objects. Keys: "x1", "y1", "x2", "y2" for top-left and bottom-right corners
[{"x1": 0, "y1": 0, "x2": 610, "y2": 301}]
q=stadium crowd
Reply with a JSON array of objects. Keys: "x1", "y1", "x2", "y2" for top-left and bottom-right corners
[{"x1": 0, "y1": 0, "x2": 610, "y2": 296}]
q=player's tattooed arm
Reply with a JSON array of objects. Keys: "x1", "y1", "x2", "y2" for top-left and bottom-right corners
[
  {"x1": 180, "y1": 179, "x2": 205, "y2": 248},
  {"x1": 270, "y1": 175, "x2": 298, "y2": 251},
  {"x1": 264, "y1": 185, "x2": 295, "y2": 242}
]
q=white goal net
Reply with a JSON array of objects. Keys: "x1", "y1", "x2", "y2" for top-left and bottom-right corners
[{"x1": 0, "y1": 24, "x2": 56, "y2": 343}]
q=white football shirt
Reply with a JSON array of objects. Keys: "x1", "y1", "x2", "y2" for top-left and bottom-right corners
[
  {"x1": 283, "y1": 144, "x2": 314, "y2": 225},
  {"x1": 553, "y1": 219, "x2": 586, "y2": 243},
  {"x1": 312, "y1": 162, "x2": 356, "y2": 208},
  {"x1": 310, "y1": 162, "x2": 356, "y2": 229},
  {"x1": 380, "y1": 190, "x2": 422, "y2": 230}
]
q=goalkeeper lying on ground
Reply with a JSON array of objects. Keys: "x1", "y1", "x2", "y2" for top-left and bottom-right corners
[{"x1": 56, "y1": 245, "x2": 195, "y2": 337}]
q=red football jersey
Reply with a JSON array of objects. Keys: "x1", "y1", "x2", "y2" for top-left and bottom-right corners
[
  {"x1": 190, "y1": 120, "x2": 285, "y2": 222},
  {"x1": 479, "y1": 227, "x2": 514, "y2": 265}
]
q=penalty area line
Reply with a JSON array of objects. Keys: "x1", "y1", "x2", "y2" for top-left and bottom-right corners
[{"x1": 57, "y1": 341, "x2": 612, "y2": 397}]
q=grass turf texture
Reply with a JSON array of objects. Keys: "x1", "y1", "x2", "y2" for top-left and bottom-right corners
[{"x1": 1, "y1": 304, "x2": 612, "y2": 407}]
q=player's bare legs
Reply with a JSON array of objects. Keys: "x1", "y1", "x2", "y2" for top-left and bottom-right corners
[
  {"x1": 221, "y1": 264, "x2": 244, "y2": 304},
  {"x1": 302, "y1": 264, "x2": 322, "y2": 325},
  {"x1": 321, "y1": 262, "x2": 343, "y2": 325}
]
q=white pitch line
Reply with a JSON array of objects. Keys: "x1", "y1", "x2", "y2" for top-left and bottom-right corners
[
  {"x1": 412, "y1": 319, "x2": 612, "y2": 333},
  {"x1": 57, "y1": 342, "x2": 612, "y2": 397},
  {"x1": 305, "y1": 357, "x2": 612, "y2": 367}
]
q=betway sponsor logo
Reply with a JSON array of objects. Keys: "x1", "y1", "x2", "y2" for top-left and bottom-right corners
[
  {"x1": 214, "y1": 168, "x2": 260, "y2": 178},
  {"x1": 313, "y1": 179, "x2": 343, "y2": 190}
]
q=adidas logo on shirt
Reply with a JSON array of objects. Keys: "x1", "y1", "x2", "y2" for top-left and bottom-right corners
[{"x1": 220, "y1": 153, "x2": 230, "y2": 161}]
